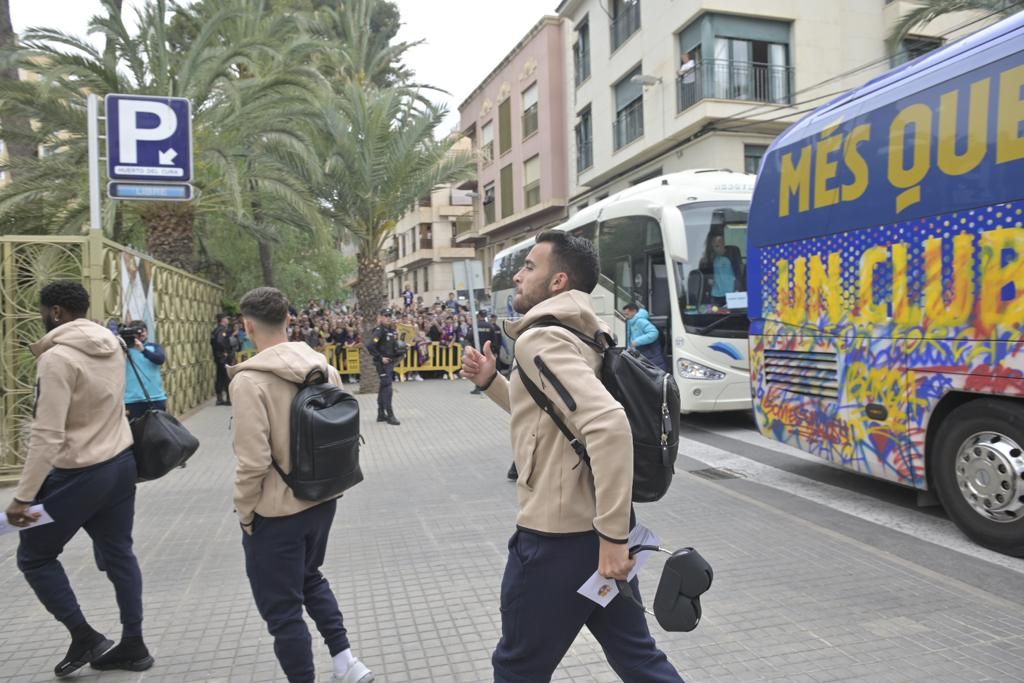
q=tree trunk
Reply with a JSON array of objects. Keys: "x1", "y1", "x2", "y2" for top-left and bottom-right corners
[
  {"x1": 0, "y1": 0, "x2": 40, "y2": 173},
  {"x1": 140, "y1": 202, "x2": 195, "y2": 271},
  {"x1": 258, "y1": 239, "x2": 275, "y2": 286},
  {"x1": 354, "y1": 251, "x2": 388, "y2": 394}
]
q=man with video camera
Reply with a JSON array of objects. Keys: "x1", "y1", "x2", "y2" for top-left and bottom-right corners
[{"x1": 121, "y1": 322, "x2": 168, "y2": 420}]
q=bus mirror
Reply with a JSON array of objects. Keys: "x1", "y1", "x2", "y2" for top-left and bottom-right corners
[{"x1": 661, "y1": 205, "x2": 686, "y2": 260}]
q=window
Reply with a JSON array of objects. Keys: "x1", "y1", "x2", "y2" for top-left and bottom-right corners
[
  {"x1": 892, "y1": 35, "x2": 943, "y2": 66},
  {"x1": 481, "y1": 121, "x2": 494, "y2": 165},
  {"x1": 744, "y1": 144, "x2": 767, "y2": 174},
  {"x1": 498, "y1": 98, "x2": 512, "y2": 156},
  {"x1": 610, "y1": 0, "x2": 641, "y2": 52},
  {"x1": 523, "y1": 155, "x2": 541, "y2": 208},
  {"x1": 573, "y1": 17, "x2": 591, "y2": 86},
  {"x1": 483, "y1": 182, "x2": 496, "y2": 225},
  {"x1": 419, "y1": 223, "x2": 433, "y2": 250},
  {"x1": 575, "y1": 106, "x2": 593, "y2": 173},
  {"x1": 613, "y1": 67, "x2": 644, "y2": 150},
  {"x1": 522, "y1": 83, "x2": 538, "y2": 138},
  {"x1": 677, "y1": 15, "x2": 792, "y2": 111},
  {"x1": 500, "y1": 164, "x2": 514, "y2": 218}
]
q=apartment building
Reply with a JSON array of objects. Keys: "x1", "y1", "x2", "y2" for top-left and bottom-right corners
[
  {"x1": 457, "y1": 16, "x2": 570, "y2": 290},
  {"x1": 558, "y1": 0, "x2": 998, "y2": 209},
  {"x1": 384, "y1": 139, "x2": 479, "y2": 306}
]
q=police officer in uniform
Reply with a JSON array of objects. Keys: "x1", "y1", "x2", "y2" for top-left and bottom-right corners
[{"x1": 366, "y1": 308, "x2": 402, "y2": 426}]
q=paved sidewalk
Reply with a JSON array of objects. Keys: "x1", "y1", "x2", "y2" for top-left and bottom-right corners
[{"x1": 2, "y1": 378, "x2": 1024, "y2": 682}]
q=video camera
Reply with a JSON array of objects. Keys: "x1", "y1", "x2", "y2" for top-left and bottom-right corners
[{"x1": 117, "y1": 322, "x2": 146, "y2": 345}]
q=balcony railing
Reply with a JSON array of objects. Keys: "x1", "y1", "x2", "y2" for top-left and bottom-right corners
[
  {"x1": 613, "y1": 99, "x2": 644, "y2": 150},
  {"x1": 522, "y1": 106, "x2": 538, "y2": 138},
  {"x1": 576, "y1": 136, "x2": 593, "y2": 173},
  {"x1": 610, "y1": 2, "x2": 641, "y2": 51},
  {"x1": 524, "y1": 181, "x2": 540, "y2": 208},
  {"x1": 677, "y1": 59, "x2": 793, "y2": 112}
]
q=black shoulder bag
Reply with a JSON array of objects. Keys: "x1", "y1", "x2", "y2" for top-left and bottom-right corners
[{"x1": 124, "y1": 347, "x2": 200, "y2": 481}]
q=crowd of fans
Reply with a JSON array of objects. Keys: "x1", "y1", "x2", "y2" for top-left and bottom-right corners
[{"x1": 217, "y1": 288, "x2": 501, "y2": 381}]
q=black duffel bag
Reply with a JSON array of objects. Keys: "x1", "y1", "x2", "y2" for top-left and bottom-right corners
[{"x1": 125, "y1": 349, "x2": 200, "y2": 481}]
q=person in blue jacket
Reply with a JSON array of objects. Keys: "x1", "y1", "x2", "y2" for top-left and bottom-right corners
[
  {"x1": 123, "y1": 322, "x2": 168, "y2": 420},
  {"x1": 622, "y1": 303, "x2": 669, "y2": 372}
]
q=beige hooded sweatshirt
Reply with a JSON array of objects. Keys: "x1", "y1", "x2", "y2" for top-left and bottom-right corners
[
  {"x1": 228, "y1": 342, "x2": 345, "y2": 525},
  {"x1": 14, "y1": 318, "x2": 134, "y2": 502},
  {"x1": 484, "y1": 290, "x2": 634, "y2": 542}
]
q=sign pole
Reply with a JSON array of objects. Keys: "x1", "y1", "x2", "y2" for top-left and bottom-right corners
[
  {"x1": 465, "y1": 259, "x2": 481, "y2": 350},
  {"x1": 87, "y1": 93, "x2": 101, "y2": 231}
]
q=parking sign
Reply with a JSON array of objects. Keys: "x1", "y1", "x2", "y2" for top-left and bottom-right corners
[{"x1": 105, "y1": 94, "x2": 193, "y2": 182}]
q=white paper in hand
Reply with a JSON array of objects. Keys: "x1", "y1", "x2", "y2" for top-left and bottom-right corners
[
  {"x1": 577, "y1": 524, "x2": 662, "y2": 607},
  {"x1": 0, "y1": 505, "x2": 53, "y2": 536}
]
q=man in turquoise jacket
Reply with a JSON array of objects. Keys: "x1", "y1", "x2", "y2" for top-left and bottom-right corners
[
  {"x1": 123, "y1": 322, "x2": 168, "y2": 420},
  {"x1": 623, "y1": 303, "x2": 669, "y2": 372}
]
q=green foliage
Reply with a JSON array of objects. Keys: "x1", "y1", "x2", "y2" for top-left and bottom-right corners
[
  {"x1": 206, "y1": 218, "x2": 355, "y2": 305},
  {"x1": 888, "y1": 0, "x2": 1022, "y2": 45}
]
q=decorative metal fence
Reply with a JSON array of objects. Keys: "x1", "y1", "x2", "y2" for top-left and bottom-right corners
[{"x1": 0, "y1": 232, "x2": 222, "y2": 484}]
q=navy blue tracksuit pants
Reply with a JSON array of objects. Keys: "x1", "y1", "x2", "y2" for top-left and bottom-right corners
[
  {"x1": 493, "y1": 529, "x2": 684, "y2": 683},
  {"x1": 242, "y1": 499, "x2": 350, "y2": 683},
  {"x1": 17, "y1": 450, "x2": 143, "y2": 636}
]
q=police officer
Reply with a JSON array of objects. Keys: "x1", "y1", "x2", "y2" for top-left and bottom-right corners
[{"x1": 366, "y1": 308, "x2": 402, "y2": 426}]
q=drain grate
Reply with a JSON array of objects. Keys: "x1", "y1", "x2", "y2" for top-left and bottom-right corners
[{"x1": 688, "y1": 467, "x2": 743, "y2": 481}]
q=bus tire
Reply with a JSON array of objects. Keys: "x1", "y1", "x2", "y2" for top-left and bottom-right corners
[{"x1": 932, "y1": 399, "x2": 1024, "y2": 557}]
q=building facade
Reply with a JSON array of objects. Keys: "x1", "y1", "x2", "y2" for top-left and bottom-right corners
[
  {"x1": 557, "y1": 0, "x2": 998, "y2": 209},
  {"x1": 458, "y1": 16, "x2": 571, "y2": 291},
  {"x1": 384, "y1": 139, "x2": 478, "y2": 308}
]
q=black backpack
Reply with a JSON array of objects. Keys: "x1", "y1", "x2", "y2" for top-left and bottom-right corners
[
  {"x1": 516, "y1": 322, "x2": 680, "y2": 503},
  {"x1": 274, "y1": 368, "x2": 364, "y2": 502}
]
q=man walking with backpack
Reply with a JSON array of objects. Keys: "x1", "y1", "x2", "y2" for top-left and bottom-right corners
[
  {"x1": 461, "y1": 232, "x2": 683, "y2": 682},
  {"x1": 230, "y1": 287, "x2": 373, "y2": 683}
]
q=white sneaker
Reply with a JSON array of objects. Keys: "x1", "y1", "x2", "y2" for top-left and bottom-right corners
[
  {"x1": 333, "y1": 658, "x2": 374, "y2": 683},
  {"x1": 415, "y1": 374, "x2": 424, "y2": 382}
]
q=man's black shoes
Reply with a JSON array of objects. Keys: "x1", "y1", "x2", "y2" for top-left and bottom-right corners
[
  {"x1": 90, "y1": 636, "x2": 154, "y2": 673},
  {"x1": 386, "y1": 413, "x2": 401, "y2": 426},
  {"x1": 377, "y1": 412, "x2": 388, "y2": 423},
  {"x1": 55, "y1": 627, "x2": 113, "y2": 678},
  {"x1": 507, "y1": 462, "x2": 519, "y2": 481}
]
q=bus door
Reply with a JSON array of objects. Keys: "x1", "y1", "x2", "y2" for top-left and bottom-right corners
[{"x1": 596, "y1": 214, "x2": 666, "y2": 347}]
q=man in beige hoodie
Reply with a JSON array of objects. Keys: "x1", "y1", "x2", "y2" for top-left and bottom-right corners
[
  {"x1": 462, "y1": 232, "x2": 683, "y2": 682},
  {"x1": 230, "y1": 287, "x2": 373, "y2": 683},
  {"x1": 4, "y1": 281, "x2": 153, "y2": 677}
]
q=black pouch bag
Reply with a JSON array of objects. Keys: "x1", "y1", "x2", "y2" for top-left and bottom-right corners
[{"x1": 617, "y1": 545, "x2": 713, "y2": 632}]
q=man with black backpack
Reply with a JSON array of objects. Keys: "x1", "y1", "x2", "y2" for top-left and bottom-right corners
[
  {"x1": 461, "y1": 231, "x2": 683, "y2": 682},
  {"x1": 230, "y1": 287, "x2": 373, "y2": 683}
]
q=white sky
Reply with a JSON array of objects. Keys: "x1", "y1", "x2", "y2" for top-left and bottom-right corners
[{"x1": 10, "y1": 0, "x2": 560, "y2": 133}]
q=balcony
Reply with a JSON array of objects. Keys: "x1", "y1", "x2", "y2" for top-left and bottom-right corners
[
  {"x1": 610, "y1": 2, "x2": 640, "y2": 52},
  {"x1": 613, "y1": 99, "x2": 644, "y2": 151},
  {"x1": 677, "y1": 59, "x2": 793, "y2": 113}
]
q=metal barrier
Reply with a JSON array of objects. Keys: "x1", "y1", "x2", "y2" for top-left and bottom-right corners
[
  {"x1": 0, "y1": 231, "x2": 222, "y2": 484},
  {"x1": 234, "y1": 342, "x2": 464, "y2": 381}
]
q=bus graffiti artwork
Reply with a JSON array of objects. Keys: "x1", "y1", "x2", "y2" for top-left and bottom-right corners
[{"x1": 748, "y1": 14, "x2": 1024, "y2": 556}]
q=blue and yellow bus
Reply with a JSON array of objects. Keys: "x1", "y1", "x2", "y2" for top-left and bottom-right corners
[{"x1": 748, "y1": 12, "x2": 1024, "y2": 556}]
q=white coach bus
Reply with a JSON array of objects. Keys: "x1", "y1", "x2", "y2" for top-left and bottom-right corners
[{"x1": 491, "y1": 169, "x2": 754, "y2": 413}]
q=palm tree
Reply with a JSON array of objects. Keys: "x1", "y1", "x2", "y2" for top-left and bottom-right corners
[
  {"x1": 888, "y1": 0, "x2": 1023, "y2": 46},
  {"x1": 0, "y1": 0, "x2": 323, "y2": 272},
  {"x1": 320, "y1": 82, "x2": 473, "y2": 392}
]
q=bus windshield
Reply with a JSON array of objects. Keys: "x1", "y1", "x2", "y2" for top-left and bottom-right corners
[{"x1": 677, "y1": 201, "x2": 749, "y2": 337}]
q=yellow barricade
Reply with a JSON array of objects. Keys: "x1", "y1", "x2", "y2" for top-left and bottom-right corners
[
  {"x1": 394, "y1": 342, "x2": 463, "y2": 381},
  {"x1": 236, "y1": 343, "x2": 463, "y2": 381}
]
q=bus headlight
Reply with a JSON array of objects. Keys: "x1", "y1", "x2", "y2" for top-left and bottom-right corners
[{"x1": 677, "y1": 358, "x2": 726, "y2": 380}]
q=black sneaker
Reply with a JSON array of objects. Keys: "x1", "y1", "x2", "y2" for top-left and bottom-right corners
[
  {"x1": 55, "y1": 633, "x2": 113, "y2": 678},
  {"x1": 90, "y1": 637, "x2": 154, "y2": 673}
]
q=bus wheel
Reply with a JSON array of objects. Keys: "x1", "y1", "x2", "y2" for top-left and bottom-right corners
[{"x1": 933, "y1": 399, "x2": 1024, "y2": 557}]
